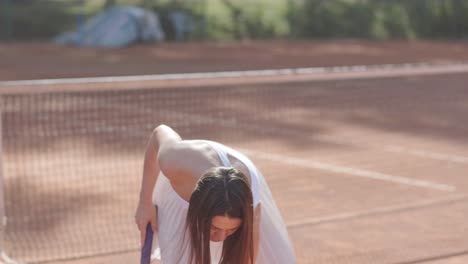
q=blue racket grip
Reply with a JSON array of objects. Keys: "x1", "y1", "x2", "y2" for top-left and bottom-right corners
[{"x1": 140, "y1": 223, "x2": 154, "y2": 264}]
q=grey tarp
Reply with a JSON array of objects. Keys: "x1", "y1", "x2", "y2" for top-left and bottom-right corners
[{"x1": 55, "y1": 6, "x2": 165, "y2": 48}]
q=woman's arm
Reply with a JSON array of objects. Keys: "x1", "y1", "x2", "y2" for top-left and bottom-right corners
[
  {"x1": 138, "y1": 124, "x2": 182, "y2": 204},
  {"x1": 135, "y1": 124, "x2": 182, "y2": 246}
]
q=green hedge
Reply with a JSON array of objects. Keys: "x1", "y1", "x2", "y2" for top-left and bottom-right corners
[
  {"x1": 147, "y1": 0, "x2": 290, "y2": 40},
  {"x1": 0, "y1": 0, "x2": 104, "y2": 41},
  {"x1": 404, "y1": 0, "x2": 468, "y2": 38},
  {"x1": 151, "y1": 0, "x2": 468, "y2": 40},
  {"x1": 1, "y1": 0, "x2": 467, "y2": 41},
  {"x1": 292, "y1": 0, "x2": 467, "y2": 40}
]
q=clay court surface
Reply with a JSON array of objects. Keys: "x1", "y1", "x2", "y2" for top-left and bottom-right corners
[
  {"x1": 2, "y1": 40, "x2": 468, "y2": 80},
  {"x1": 1, "y1": 41, "x2": 468, "y2": 264}
]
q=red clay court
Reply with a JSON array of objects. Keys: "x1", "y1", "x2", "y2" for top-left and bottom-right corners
[{"x1": 1, "y1": 41, "x2": 468, "y2": 264}]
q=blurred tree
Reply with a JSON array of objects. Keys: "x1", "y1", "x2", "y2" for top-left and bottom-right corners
[
  {"x1": 221, "y1": 0, "x2": 244, "y2": 39},
  {"x1": 2, "y1": 0, "x2": 467, "y2": 41},
  {"x1": 8, "y1": 0, "x2": 33, "y2": 3},
  {"x1": 1, "y1": 0, "x2": 13, "y2": 41},
  {"x1": 76, "y1": 0, "x2": 85, "y2": 30},
  {"x1": 382, "y1": 3, "x2": 415, "y2": 39},
  {"x1": 104, "y1": 0, "x2": 116, "y2": 8}
]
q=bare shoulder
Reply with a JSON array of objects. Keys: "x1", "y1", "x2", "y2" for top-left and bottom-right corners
[
  {"x1": 158, "y1": 140, "x2": 217, "y2": 182},
  {"x1": 157, "y1": 140, "x2": 190, "y2": 176}
]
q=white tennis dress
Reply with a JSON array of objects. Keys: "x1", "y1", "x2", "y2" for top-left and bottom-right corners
[{"x1": 151, "y1": 140, "x2": 296, "y2": 263}]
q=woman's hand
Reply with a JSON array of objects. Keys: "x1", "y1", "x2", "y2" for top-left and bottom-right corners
[{"x1": 135, "y1": 202, "x2": 158, "y2": 248}]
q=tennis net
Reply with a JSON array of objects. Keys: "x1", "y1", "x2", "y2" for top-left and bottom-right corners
[{"x1": 1, "y1": 63, "x2": 468, "y2": 263}]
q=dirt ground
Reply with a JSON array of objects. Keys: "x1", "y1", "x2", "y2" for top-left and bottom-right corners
[
  {"x1": 1, "y1": 40, "x2": 468, "y2": 81},
  {"x1": 1, "y1": 41, "x2": 468, "y2": 264},
  {"x1": 24, "y1": 72, "x2": 467, "y2": 264}
]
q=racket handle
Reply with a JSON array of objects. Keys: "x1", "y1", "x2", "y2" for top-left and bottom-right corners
[{"x1": 140, "y1": 223, "x2": 154, "y2": 264}]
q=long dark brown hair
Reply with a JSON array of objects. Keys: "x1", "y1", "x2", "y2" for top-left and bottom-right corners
[{"x1": 185, "y1": 167, "x2": 254, "y2": 264}]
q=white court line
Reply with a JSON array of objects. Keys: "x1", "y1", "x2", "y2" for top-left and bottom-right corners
[
  {"x1": 314, "y1": 134, "x2": 468, "y2": 165},
  {"x1": 1, "y1": 61, "x2": 468, "y2": 87},
  {"x1": 240, "y1": 149, "x2": 456, "y2": 192},
  {"x1": 286, "y1": 193, "x2": 468, "y2": 228},
  {"x1": 384, "y1": 145, "x2": 468, "y2": 164}
]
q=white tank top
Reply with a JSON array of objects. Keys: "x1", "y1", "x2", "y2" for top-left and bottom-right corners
[
  {"x1": 151, "y1": 140, "x2": 262, "y2": 263},
  {"x1": 204, "y1": 140, "x2": 261, "y2": 207}
]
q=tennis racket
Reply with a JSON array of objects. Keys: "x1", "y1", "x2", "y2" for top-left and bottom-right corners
[{"x1": 140, "y1": 223, "x2": 154, "y2": 264}]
